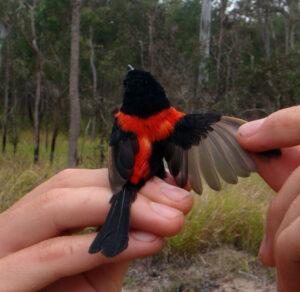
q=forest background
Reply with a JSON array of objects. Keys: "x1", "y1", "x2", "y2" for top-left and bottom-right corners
[{"x1": 0, "y1": 0, "x2": 299, "y2": 289}]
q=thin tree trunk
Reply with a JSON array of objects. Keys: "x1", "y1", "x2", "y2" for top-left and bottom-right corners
[
  {"x1": 45, "y1": 118, "x2": 49, "y2": 151},
  {"x1": 139, "y1": 40, "x2": 145, "y2": 69},
  {"x1": 11, "y1": 86, "x2": 18, "y2": 155},
  {"x1": 50, "y1": 125, "x2": 59, "y2": 163},
  {"x1": 284, "y1": 17, "x2": 290, "y2": 55},
  {"x1": 148, "y1": 5, "x2": 156, "y2": 73},
  {"x1": 290, "y1": 23, "x2": 296, "y2": 51},
  {"x1": 49, "y1": 85, "x2": 61, "y2": 163},
  {"x1": 89, "y1": 27, "x2": 99, "y2": 140},
  {"x1": 0, "y1": 22, "x2": 8, "y2": 71},
  {"x1": 2, "y1": 41, "x2": 10, "y2": 153},
  {"x1": 34, "y1": 62, "x2": 42, "y2": 162},
  {"x1": 287, "y1": 0, "x2": 299, "y2": 52},
  {"x1": 68, "y1": 0, "x2": 81, "y2": 167},
  {"x1": 256, "y1": 1, "x2": 271, "y2": 60},
  {"x1": 27, "y1": 0, "x2": 44, "y2": 163},
  {"x1": 196, "y1": 0, "x2": 212, "y2": 98},
  {"x1": 216, "y1": 0, "x2": 228, "y2": 99},
  {"x1": 89, "y1": 27, "x2": 97, "y2": 101}
]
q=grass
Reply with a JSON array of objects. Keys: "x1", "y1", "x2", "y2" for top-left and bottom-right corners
[
  {"x1": 166, "y1": 175, "x2": 273, "y2": 256},
  {"x1": 0, "y1": 130, "x2": 105, "y2": 210},
  {"x1": 0, "y1": 131, "x2": 274, "y2": 256}
]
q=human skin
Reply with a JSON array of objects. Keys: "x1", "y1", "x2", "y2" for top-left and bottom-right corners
[
  {"x1": 237, "y1": 105, "x2": 300, "y2": 292},
  {"x1": 0, "y1": 168, "x2": 193, "y2": 291}
]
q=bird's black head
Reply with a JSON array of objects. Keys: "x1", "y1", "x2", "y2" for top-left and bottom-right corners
[{"x1": 120, "y1": 67, "x2": 170, "y2": 118}]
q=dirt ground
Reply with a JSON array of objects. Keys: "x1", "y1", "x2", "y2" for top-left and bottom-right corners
[{"x1": 124, "y1": 246, "x2": 276, "y2": 291}]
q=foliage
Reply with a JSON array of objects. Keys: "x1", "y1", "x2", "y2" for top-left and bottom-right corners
[{"x1": 0, "y1": 0, "x2": 300, "y2": 153}]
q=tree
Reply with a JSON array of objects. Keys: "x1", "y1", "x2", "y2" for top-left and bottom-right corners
[
  {"x1": 28, "y1": 0, "x2": 44, "y2": 163},
  {"x1": 0, "y1": 19, "x2": 9, "y2": 153},
  {"x1": 196, "y1": 0, "x2": 212, "y2": 101},
  {"x1": 68, "y1": 0, "x2": 81, "y2": 167}
]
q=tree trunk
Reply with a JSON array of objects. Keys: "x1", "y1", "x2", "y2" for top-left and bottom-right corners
[
  {"x1": 216, "y1": 0, "x2": 228, "y2": 99},
  {"x1": 196, "y1": 0, "x2": 212, "y2": 98},
  {"x1": 45, "y1": 118, "x2": 49, "y2": 151},
  {"x1": 284, "y1": 17, "x2": 290, "y2": 55},
  {"x1": 139, "y1": 40, "x2": 145, "y2": 69},
  {"x1": 89, "y1": 27, "x2": 97, "y2": 101},
  {"x1": 27, "y1": 0, "x2": 44, "y2": 163},
  {"x1": 148, "y1": 11, "x2": 155, "y2": 73},
  {"x1": 0, "y1": 22, "x2": 8, "y2": 71},
  {"x1": 287, "y1": 0, "x2": 299, "y2": 52},
  {"x1": 256, "y1": 1, "x2": 271, "y2": 60},
  {"x1": 68, "y1": 0, "x2": 81, "y2": 167},
  {"x1": 2, "y1": 41, "x2": 10, "y2": 153},
  {"x1": 89, "y1": 27, "x2": 98, "y2": 139},
  {"x1": 11, "y1": 86, "x2": 18, "y2": 156},
  {"x1": 50, "y1": 125, "x2": 59, "y2": 163},
  {"x1": 33, "y1": 61, "x2": 42, "y2": 162}
]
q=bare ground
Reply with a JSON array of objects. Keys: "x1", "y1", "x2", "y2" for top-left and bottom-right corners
[{"x1": 124, "y1": 246, "x2": 276, "y2": 291}]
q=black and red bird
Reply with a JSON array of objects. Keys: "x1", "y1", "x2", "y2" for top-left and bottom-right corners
[{"x1": 89, "y1": 66, "x2": 278, "y2": 257}]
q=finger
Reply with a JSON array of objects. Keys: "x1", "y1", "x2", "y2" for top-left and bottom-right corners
[
  {"x1": 0, "y1": 232, "x2": 163, "y2": 291},
  {"x1": 43, "y1": 262, "x2": 129, "y2": 291},
  {"x1": 13, "y1": 168, "x2": 110, "y2": 208},
  {"x1": 237, "y1": 106, "x2": 300, "y2": 152},
  {"x1": 0, "y1": 187, "x2": 185, "y2": 256},
  {"x1": 14, "y1": 169, "x2": 193, "y2": 211},
  {"x1": 252, "y1": 146, "x2": 300, "y2": 191},
  {"x1": 274, "y1": 219, "x2": 300, "y2": 292},
  {"x1": 275, "y1": 193, "x2": 300, "y2": 247},
  {"x1": 164, "y1": 173, "x2": 192, "y2": 191},
  {"x1": 259, "y1": 166, "x2": 300, "y2": 266},
  {"x1": 140, "y1": 177, "x2": 193, "y2": 214}
]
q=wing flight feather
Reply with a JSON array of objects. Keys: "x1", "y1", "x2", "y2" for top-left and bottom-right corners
[{"x1": 166, "y1": 114, "x2": 256, "y2": 194}]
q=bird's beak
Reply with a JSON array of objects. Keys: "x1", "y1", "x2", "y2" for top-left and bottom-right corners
[{"x1": 127, "y1": 64, "x2": 134, "y2": 72}]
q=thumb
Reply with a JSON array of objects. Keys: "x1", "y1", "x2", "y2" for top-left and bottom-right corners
[{"x1": 237, "y1": 106, "x2": 300, "y2": 152}]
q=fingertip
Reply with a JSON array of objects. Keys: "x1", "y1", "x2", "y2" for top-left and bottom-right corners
[
  {"x1": 149, "y1": 202, "x2": 185, "y2": 236},
  {"x1": 129, "y1": 231, "x2": 164, "y2": 255},
  {"x1": 140, "y1": 177, "x2": 193, "y2": 214},
  {"x1": 259, "y1": 235, "x2": 276, "y2": 267},
  {"x1": 181, "y1": 193, "x2": 194, "y2": 215},
  {"x1": 237, "y1": 118, "x2": 266, "y2": 139}
]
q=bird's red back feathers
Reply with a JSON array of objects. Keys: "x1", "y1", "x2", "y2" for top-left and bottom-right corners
[{"x1": 116, "y1": 107, "x2": 185, "y2": 184}]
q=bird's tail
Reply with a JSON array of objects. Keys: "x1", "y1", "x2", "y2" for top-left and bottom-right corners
[{"x1": 89, "y1": 184, "x2": 137, "y2": 257}]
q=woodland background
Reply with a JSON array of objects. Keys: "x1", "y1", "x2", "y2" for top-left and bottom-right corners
[
  {"x1": 0, "y1": 0, "x2": 300, "y2": 166},
  {"x1": 0, "y1": 1, "x2": 299, "y2": 289}
]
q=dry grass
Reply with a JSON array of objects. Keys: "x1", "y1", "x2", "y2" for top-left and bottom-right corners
[
  {"x1": 0, "y1": 131, "x2": 103, "y2": 210},
  {"x1": 166, "y1": 175, "x2": 274, "y2": 256},
  {"x1": 0, "y1": 131, "x2": 274, "y2": 256}
]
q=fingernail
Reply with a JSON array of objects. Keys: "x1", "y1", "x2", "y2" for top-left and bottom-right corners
[
  {"x1": 238, "y1": 118, "x2": 266, "y2": 137},
  {"x1": 161, "y1": 185, "x2": 191, "y2": 202},
  {"x1": 151, "y1": 202, "x2": 182, "y2": 218},
  {"x1": 132, "y1": 231, "x2": 157, "y2": 242}
]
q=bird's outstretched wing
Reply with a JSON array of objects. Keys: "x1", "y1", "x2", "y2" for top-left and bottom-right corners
[
  {"x1": 108, "y1": 121, "x2": 139, "y2": 193},
  {"x1": 165, "y1": 113, "x2": 256, "y2": 194}
]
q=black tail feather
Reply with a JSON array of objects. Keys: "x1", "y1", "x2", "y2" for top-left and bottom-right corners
[{"x1": 89, "y1": 185, "x2": 137, "y2": 257}]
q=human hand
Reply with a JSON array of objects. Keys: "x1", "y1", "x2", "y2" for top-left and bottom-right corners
[
  {"x1": 237, "y1": 106, "x2": 300, "y2": 192},
  {"x1": 0, "y1": 169, "x2": 193, "y2": 291},
  {"x1": 237, "y1": 106, "x2": 300, "y2": 291}
]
